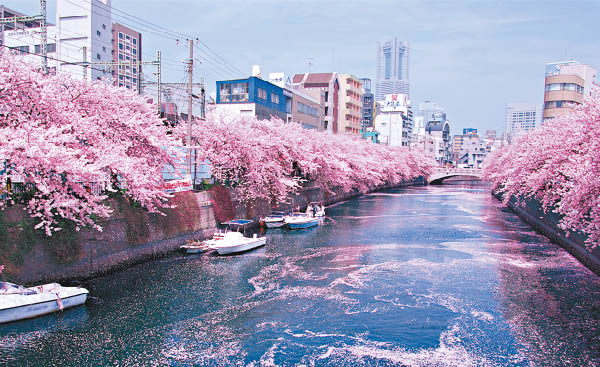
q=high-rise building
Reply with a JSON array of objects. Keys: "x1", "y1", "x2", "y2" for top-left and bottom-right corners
[
  {"x1": 375, "y1": 38, "x2": 409, "y2": 101},
  {"x1": 292, "y1": 73, "x2": 339, "y2": 133},
  {"x1": 337, "y1": 74, "x2": 363, "y2": 134},
  {"x1": 360, "y1": 78, "x2": 374, "y2": 131},
  {"x1": 506, "y1": 103, "x2": 541, "y2": 140},
  {"x1": 112, "y1": 22, "x2": 142, "y2": 91},
  {"x1": 543, "y1": 61, "x2": 597, "y2": 121},
  {"x1": 418, "y1": 101, "x2": 444, "y2": 125}
]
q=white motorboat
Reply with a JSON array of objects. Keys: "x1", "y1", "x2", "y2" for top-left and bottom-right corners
[
  {"x1": 306, "y1": 202, "x2": 326, "y2": 218},
  {"x1": 180, "y1": 240, "x2": 211, "y2": 254},
  {"x1": 261, "y1": 211, "x2": 288, "y2": 228},
  {"x1": 286, "y1": 213, "x2": 319, "y2": 229},
  {"x1": 0, "y1": 282, "x2": 89, "y2": 324},
  {"x1": 209, "y1": 219, "x2": 267, "y2": 255}
]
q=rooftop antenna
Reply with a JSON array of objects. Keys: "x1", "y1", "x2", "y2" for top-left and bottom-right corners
[{"x1": 307, "y1": 58, "x2": 313, "y2": 73}]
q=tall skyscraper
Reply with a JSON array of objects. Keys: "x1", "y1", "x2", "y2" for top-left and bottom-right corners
[{"x1": 375, "y1": 38, "x2": 409, "y2": 101}]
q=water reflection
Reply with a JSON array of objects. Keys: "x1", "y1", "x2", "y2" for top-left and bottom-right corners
[{"x1": 0, "y1": 182, "x2": 598, "y2": 366}]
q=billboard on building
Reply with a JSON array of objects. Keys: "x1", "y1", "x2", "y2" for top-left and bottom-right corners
[{"x1": 381, "y1": 94, "x2": 409, "y2": 113}]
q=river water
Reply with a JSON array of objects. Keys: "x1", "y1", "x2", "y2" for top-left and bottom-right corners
[{"x1": 1, "y1": 182, "x2": 599, "y2": 366}]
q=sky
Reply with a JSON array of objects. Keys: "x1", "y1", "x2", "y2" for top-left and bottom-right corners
[{"x1": 4, "y1": 0, "x2": 600, "y2": 136}]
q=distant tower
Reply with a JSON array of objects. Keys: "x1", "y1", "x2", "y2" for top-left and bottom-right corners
[{"x1": 375, "y1": 38, "x2": 409, "y2": 101}]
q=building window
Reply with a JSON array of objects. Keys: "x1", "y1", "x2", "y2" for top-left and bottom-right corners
[
  {"x1": 383, "y1": 47, "x2": 391, "y2": 80},
  {"x1": 102, "y1": 24, "x2": 106, "y2": 30},
  {"x1": 230, "y1": 82, "x2": 248, "y2": 102},
  {"x1": 132, "y1": 49, "x2": 136, "y2": 55},
  {"x1": 125, "y1": 35, "x2": 130, "y2": 40},
  {"x1": 219, "y1": 83, "x2": 232, "y2": 102},
  {"x1": 119, "y1": 43, "x2": 123, "y2": 50},
  {"x1": 132, "y1": 68, "x2": 137, "y2": 74},
  {"x1": 133, "y1": 38, "x2": 137, "y2": 45},
  {"x1": 271, "y1": 93, "x2": 279, "y2": 104},
  {"x1": 119, "y1": 32, "x2": 123, "y2": 39},
  {"x1": 258, "y1": 88, "x2": 267, "y2": 100},
  {"x1": 97, "y1": 30, "x2": 101, "y2": 37},
  {"x1": 324, "y1": 91, "x2": 329, "y2": 102},
  {"x1": 96, "y1": 53, "x2": 101, "y2": 60},
  {"x1": 119, "y1": 54, "x2": 123, "y2": 60},
  {"x1": 102, "y1": 46, "x2": 106, "y2": 52}
]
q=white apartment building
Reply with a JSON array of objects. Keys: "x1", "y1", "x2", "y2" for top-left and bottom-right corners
[
  {"x1": 374, "y1": 94, "x2": 411, "y2": 147},
  {"x1": 505, "y1": 103, "x2": 541, "y2": 141},
  {"x1": 57, "y1": 0, "x2": 113, "y2": 81}
]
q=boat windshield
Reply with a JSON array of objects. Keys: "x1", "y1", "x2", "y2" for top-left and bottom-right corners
[{"x1": 0, "y1": 282, "x2": 38, "y2": 295}]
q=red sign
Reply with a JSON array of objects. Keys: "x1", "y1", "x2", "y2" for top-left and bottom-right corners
[{"x1": 164, "y1": 178, "x2": 193, "y2": 193}]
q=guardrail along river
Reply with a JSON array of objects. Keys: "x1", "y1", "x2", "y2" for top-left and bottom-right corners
[{"x1": 1, "y1": 182, "x2": 599, "y2": 366}]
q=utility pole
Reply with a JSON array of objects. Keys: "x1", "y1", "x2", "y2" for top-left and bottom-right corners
[
  {"x1": 157, "y1": 50, "x2": 161, "y2": 115},
  {"x1": 82, "y1": 46, "x2": 87, "y2": 79},
  {"x1": 70, "y1": 52, "x2": 161, "y2": 111},
  {"x1": 187, "y1": 39, "x2": 194, "y2": 178},
  {"x1": 0, "y1": 0, "x2": 47, "y2": 72},
  {"x1": 40, "y1": 0, "x2": 47, "y2": 73}
]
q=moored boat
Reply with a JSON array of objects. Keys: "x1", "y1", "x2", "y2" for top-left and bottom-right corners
[
  {"x1": 306, "y1": 202, "x2": 326, "y2": 218},
  {"x1": 180, "y1": 239, "x2": 211, "y2": 254},
  {"x1": 286, "y1": 213, "x2": 319, "y2": 229},
  {"x1": 261, "y1": 211, "x2": 288, "y2": 228},
  {"x1": 0, "y1": 282, "x2": 89, "y2": 324},
  {"x1": 209, "y1": 219, "x2": 267, "y2": 255}
]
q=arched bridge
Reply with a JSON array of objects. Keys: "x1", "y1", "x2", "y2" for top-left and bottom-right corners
[{"x1": 428, "y1": 168, "x2": 483, "y2": 184}]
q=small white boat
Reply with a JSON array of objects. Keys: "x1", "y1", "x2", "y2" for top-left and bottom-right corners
[
  {"x1": 286, "y1": 213, "x2": 319, "y2": 229},
  {"x1": 209, "y1": 219, "x2": 267, "y2": 255},
  {"x1": 261, "y1": 211, "x2": 288, "y2": 228},
  {"x1": 0, "y1": 282, "x2": 89, "y2": 324},
  {"x1": 306, "y1": 202, "x2": 326, "y2": 218},
  {"x1": 180, "y1": 241, "x2": 210, "y2": 254}
]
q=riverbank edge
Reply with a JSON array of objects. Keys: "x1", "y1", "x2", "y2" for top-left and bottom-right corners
[
  {"x1": 4, "y1": 178, "x2": 425, "y2": 285},
  {"x1": 492, "y1": 191, "x2": 600, "y2": 276}
]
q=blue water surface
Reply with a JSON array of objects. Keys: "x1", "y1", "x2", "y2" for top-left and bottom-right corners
[{"x1": 1, "y1": 182, "x2": 599, "y2": 366}]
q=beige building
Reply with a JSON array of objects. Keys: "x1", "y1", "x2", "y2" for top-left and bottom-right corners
[
  {"x1": 291, "y1": 89, "x2": 325, "y2": 131},
  {"x1": 543, "y1": 61, "x2": 597, "y2": 121},
  {"x1": 337, "y1": 74, "x2": 363, "y2": 134}
]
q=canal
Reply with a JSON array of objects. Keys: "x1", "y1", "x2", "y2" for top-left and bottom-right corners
[{"x1": 1, "y1": 182, "x2": 599, "y2": 366}]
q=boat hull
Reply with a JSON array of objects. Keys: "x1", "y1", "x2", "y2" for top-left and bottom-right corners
[
  {"x1": 0, "y1": 292, "x2": 88, "y2": 324},
  {"x1": 212, "y1": 237, "x2": 267, "y2": 255},
  {"x1": 180, "y1": 245, "x2": 207, "y2": 254},
  {"x1": 287, "y1": 218, "x2": 319, "y2": 229},
  {"x1": 265, "y1": 220, "x2": 286, "y2": 228}
]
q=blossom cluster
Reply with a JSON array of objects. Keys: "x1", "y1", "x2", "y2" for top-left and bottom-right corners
[
  {"x1": 0, "y1": 51, "x2": 180, "y2": 235},
  {"x1": 483, "y1": 93, "x2": 600, "y2": 249},
  {"x1": 184, "y1": 114, "x2": 435, "y2": 204}
]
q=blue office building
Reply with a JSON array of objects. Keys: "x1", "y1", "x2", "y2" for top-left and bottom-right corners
[{"x1": 216, "y1": 77, "x2": 291, "y2": 121}]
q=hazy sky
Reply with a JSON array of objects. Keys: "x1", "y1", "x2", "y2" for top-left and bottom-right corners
[{"x1": 4, "y1": 0, "x2": 600, "y2": 135}]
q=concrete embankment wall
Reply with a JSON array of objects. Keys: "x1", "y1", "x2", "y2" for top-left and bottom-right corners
[
  {"x1": 1, "y1": 179, "x2": 424, "y2": 284},
  {"x1": 494, "y1": 192, "x2": 600, "y2": 276}
]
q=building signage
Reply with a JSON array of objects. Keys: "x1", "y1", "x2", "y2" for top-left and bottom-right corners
[
  {"x1": 163, "y1": 178, "x2": 193, "y2": 193},
  {"x1": 382, "y1": 94, "x2": 409, "y2": 113},
  {"x1": 269, "y1": 72, "x2": 285, "y2": 88}
]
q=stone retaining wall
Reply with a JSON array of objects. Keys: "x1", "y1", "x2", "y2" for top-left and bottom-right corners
[
  {"x1": 494, "y1": 192, "x2": 600, "y2": 276},
  {"x1": 1, "y1": 179, "x2": 424, "y2": 284}
]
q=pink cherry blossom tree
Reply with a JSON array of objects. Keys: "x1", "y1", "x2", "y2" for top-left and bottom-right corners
[
  {"x1": 484, "y1": 92, "x2": 600, "y2": 249},
  {"x1": 0, "y1": 50, "x2": 181, "y2": 235},
  {"x1": 183, "y1": 113, "x2": 434, "y2": 205}
]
